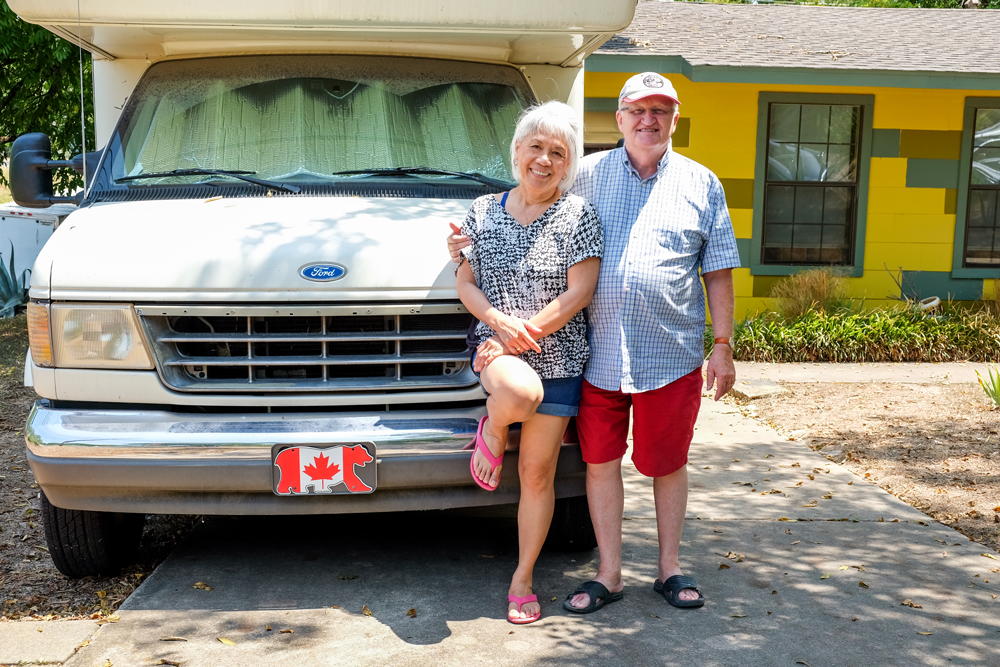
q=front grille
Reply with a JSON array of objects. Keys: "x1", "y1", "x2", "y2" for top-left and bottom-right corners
[{"x1": 139, "y1": 304, "x2": 477, "y2": 393}]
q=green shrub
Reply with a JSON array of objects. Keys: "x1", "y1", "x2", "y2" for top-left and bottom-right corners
[
  {"x1": 0, "y1": 242, "x2": 29, "y2": 318},
  {"x1": 726, "y1": 306, "x2": 1000, "y2": 363},
  {"x1": 769, "y1": 268, "x2": 849, "y2": 320}
]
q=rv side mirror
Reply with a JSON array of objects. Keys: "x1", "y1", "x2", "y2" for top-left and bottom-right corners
[{"x1": 10, "y1": 133, "x2": 83, "y2": 208}]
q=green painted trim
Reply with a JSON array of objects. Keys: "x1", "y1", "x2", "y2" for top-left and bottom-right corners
[
  {"x1": 901, "y1": 271, "x2": 984, "y2": 301},
  {"x1": 871, "y1": 129, "x2": 900, "y2": 158},
  {"x1": 749, "y1": 92, "x2": 873, "y2": 278},
  {"x1": 905, "y1": 159, "x2": 960, "y2": 189},
  {"x1": 735, "y1": 238, "x2": 751, "y2": 268},
  {"x1": 719, "y1": 178, "x2": 754, "y2": 210},
  {"x1": 899, "y1": 130, "x2": 962, "y2": 160},
  {"x1": 952, "y1": 96, "x2": 1000, "y2": 279},
  {"x1": 585, "y1": 54, "x2": 1000, "y2": 91},
  {"x1": 584, "y1": 97, "x2": 619, "y2": 113}
]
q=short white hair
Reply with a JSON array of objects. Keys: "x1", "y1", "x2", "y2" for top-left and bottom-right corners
[{"x1": 509, "y1": 101, "x2": 581, "y2": 190}]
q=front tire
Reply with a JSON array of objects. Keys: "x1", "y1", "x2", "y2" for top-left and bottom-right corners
[
  {"x1": 545, "y1": 494, "x2": 597, "y2": 551},
  {"x1": 41, "y1": 492, "x2": 145, "y2": 578}
]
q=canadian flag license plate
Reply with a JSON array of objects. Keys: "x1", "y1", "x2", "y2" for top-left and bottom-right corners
[{"x1": 271, "y1": 443, "x2": 377, "y2": 496}]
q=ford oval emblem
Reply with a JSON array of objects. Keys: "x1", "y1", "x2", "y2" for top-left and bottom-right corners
[{"x1": 299, "y1": 263, "x2": 348, "y2": 282}]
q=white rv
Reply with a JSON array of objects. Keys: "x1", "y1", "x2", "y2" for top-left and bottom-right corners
[{"x1": 8, "y1": 0, "x2": 636, "y2": 576}]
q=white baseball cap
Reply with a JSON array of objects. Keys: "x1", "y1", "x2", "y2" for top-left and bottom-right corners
[{"x1": 618, "y1": 72, "x2": 680, "y2": 108}]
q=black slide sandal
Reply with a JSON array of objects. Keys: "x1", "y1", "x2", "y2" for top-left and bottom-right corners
[
  {"x1": 563, "y1": 580, "x2": 624, "y2": 614},
  {"x1": 654, "y1": 575, "x2": 705, "y2": 609}
]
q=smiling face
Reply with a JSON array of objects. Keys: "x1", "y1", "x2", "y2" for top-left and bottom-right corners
[
  {"x1": 513, "y1": 131, "x2": 570, "y2": 199},
  {"x1": 616, "y1": 94, "x2": 679, "y2": 160}
]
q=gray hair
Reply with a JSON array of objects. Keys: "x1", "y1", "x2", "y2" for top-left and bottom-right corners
[{"x1": 509, "y1": 101, "x2": 581, "y2": 190}]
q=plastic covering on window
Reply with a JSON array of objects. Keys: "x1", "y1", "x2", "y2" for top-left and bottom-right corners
[{"x1": 116, "y1": 56, "x2": 530, "y2": 185}]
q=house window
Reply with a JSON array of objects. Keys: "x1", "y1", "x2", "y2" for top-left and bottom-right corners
[
  {"x1": 761, "y1": 103, "x2": 862, "y2": 265},
  {"x1": 964, "y1": 107, "x2": 1000, "y2": 267}
]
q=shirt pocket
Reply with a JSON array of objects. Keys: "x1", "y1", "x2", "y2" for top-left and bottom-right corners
[{"x1": 654, "y1": 226, "x2": 702, "y2": 261}]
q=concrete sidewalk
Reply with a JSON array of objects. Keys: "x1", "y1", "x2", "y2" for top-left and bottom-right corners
[{"x1": 3, "y1": 364, "x2": 999, "y2": 666}]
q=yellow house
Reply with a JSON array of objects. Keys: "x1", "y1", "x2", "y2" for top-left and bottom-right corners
[{"x1": 583, "y1": 2, "x2": 1000, "y2": 318}]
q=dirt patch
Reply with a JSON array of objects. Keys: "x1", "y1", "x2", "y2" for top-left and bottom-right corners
[
  {"x1": 0, "y1": 315, "x2": 197, "y2": 622},
  {"x1": 739, "y1": 381, "x2": 1000, "y2": 552}
]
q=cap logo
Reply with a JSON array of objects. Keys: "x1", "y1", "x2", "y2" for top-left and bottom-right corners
[{"x1": 643, "y1": 75, "x2": 664, "y2": 88}]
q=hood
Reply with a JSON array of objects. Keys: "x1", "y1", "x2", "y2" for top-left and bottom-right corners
[{"x1": 34, "y1": 196, "x2": 471, "y2": 303}]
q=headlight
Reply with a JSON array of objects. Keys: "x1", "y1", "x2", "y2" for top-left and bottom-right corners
[{"x1": 50, "y1": 304, "x2": 154, "y2": 369}]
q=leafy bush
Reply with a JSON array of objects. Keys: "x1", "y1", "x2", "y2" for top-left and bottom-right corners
[
  {"x1": 728, "y1": 306, "x2": 1000, "y2": 363},
  {"x1": 769, "y1": 268, "x2": 849, "y2": 320},
  {"x1": 0, "y1": 242, "x2": 30, "y2": 318}
]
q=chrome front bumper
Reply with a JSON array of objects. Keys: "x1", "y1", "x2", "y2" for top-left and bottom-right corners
[{"x1": 25, "y1": 402, "x2": 586, "y2": 514}]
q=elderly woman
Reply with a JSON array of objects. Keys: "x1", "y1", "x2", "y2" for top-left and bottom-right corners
[{"x1": 454, "y1": 101, "x2": 603, "y2": 624}]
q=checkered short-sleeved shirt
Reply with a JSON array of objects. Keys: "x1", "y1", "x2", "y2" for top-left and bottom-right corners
[{"x1": 571, "y1": 147, "x2": 741, "y2": 393}]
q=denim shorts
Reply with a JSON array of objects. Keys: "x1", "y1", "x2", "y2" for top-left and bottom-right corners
[{"x1": 471, "y1": 350, "x2": 583, "y2": 417}]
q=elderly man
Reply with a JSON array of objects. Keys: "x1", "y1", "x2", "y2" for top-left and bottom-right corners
[{"x1": 449, "y1": 73, "x2": 739, "y2": 611}]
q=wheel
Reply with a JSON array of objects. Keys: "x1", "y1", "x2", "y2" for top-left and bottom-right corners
[
  {"x1": 41, "y1": 492, "x2": 145, "y2": 578},
  {"x1": 545, "y1": 494, "x2": 597, "y2": 551}
]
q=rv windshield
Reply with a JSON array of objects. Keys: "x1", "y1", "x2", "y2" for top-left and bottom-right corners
[{"x1": 104, "y1": 55, "x2": 531, "y2": 190}]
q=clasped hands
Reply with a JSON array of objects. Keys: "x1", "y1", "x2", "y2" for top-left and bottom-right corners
[{"x1": 473, "y1": 314, "x2": 542, "y2": 373}]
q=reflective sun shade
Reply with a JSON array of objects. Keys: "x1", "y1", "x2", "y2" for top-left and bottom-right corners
[{"x1": 50, "y1": 305, "x2": 153, "y2": 369}]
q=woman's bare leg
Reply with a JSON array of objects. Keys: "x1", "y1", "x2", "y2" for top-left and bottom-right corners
[
  {"x1": 507, "y1": 413, "x2": 568, "y2": 621},
  {"x1": 475, "y1": 357, "x2": 543, "y2": 488}
]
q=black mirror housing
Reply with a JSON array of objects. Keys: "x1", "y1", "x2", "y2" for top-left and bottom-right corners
[{"x1": 10, "y1": 133, "x2": 84, "y2": 208}]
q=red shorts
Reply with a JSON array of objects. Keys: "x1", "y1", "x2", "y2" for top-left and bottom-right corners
[{"x1": 577, "y1": 368, "x2": 703, "y2": 478}]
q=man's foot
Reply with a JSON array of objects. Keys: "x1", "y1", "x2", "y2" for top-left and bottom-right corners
[
  {"x1": 473, "y1": 419, "x2": 506, "y2": 488},
  {"x1": 508, "y1": 582, "x2": 539, "y2": 622},
  {"x1": 567, "y1": 574, "x2": 623, "y2": 610},
  {"x1": 658, "y1": 568, "x2": 700, "y2": 603}
]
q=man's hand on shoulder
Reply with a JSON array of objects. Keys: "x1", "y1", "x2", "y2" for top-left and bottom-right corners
[{"x1": 705, "y1": 343, "x2": 735, "y2": 402}]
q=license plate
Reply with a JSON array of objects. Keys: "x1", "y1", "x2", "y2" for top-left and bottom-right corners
[{"x1": 271, "y1": 442, "x2": 377, "y2": 496}]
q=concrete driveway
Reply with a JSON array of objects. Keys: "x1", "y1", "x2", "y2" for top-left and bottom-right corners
[{"x1": 17, "y1": 395, "x2": 987, "y2": 667}]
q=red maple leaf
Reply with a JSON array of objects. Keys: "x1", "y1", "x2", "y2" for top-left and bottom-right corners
[{"x1": 303, "y1": 452, "x2": 340, "y2": 482}]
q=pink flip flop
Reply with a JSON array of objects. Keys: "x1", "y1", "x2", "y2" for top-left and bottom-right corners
[
  {"x1": 507, "y1": 594, "x2": 541, "y2": 624},
  {"x1": 470, "y1": 415, "x2": 503, "y2": 491}
]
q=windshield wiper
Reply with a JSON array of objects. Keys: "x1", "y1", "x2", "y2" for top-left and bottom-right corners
[
  {"x1": 330, "y1": 167, "x2": 511, "y2": 189},
  {"x1": 116, "y1": 169, "x2": 300, "y2": 194}
]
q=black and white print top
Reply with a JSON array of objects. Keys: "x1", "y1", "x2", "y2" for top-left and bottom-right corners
[{"x1": 460, "y1": 192, "x2": 604, "y2": 379}]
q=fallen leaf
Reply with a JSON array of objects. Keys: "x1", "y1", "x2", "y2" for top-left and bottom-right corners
[
  {"x1": 338, "y1": 574, "x2": 359, "y2": 580},
  {"x1": 725, "y1": 551, "x2": 745, "y2": 562},
  {"x1": 362, "y1": 605, "x2": 373, "y2": 617},
  {"x1": 840, "y1": 565, "x2": 850, "y2": 570},
  {"x1": 96, "y1": 591, "x2": 106, "y2": 599},
  {"x1": 730, "y1": 613, "x2": 747, "y2": 618},
  {"x1": 192, "y1": 582, "x2": 212, "y2": 591},
  {"x1": 156, "y1": 661, "x2": 181, "y2": 666},
  {"x1": 796, "y1": 662, "x2": 811, "y2": 666},
  {"x1": 808, "y1": 474, "x2": 815, "y2": 480},
  {"x1": 218, "y1": 638, "x2": 235, "y2": 645},
  {"x1": 508, "y1": 631, "x2": 514, "y2": 634},
  {"x1": 916, "y1": 632, "x2": 933, "y2": 636},
  {"x1": 771, "y1": 590, "x2": 777, "y2": 595},
  {"x1": 859, "y1": 581, "x2": 869, "y2": 588},
  {"x1": 981, "y1": 554, "x2": 1000, "y2": 561},
  {"x1": 96, "y1": 614, "x2": 120, "y2": 625},
  {"x1": 719, "y1": 563, "x2": 731, "y2": 570},
  {"x1": 479, "y1": 555, "x2": 495, "y2": 559},
  {"x1": 650, "y1": 614, "x2": 660, "y2": 618},
  {"x1": 159, "y1": 637, "x2": 188, "y2": 642},
  {"x1": 406, "y1": 608, "x2": 417, "y2": 618},
  {"x1": 852, "y1": 616, "x2": 858, "y2": 621},
  {"x1": 848, "y1": 481, "x2": 853, "y2": 485},
  {"x1": 77, "y1": 640, "x2": 90, "y2": 649},
  {"x1": 822, "y1": 493, "x2": 834, "y2": 500},
  {"x1": 550, "y1": 597, "x2": 557, "y2": 602},
  {"x1": 790, "y1": 540, "x2": 800, "y2": 545},
  {"x1": 901, "y1": 599, "x2": 922, "y2": 608},
  {"x1": 785, "y1": 528, "x2": 792, "y2": 534},
  {"x1": 266, "y1": 625, "x2": 273, "y2": 631},
  {"x1": 853, "y1": 565, "x2": 866, "y2": 572},
  {"x1": 37, "y1": 627, "x2": 42, "y2": 632},
  {"x1": 102, "y1": 661, "x2": 113, "y2": 667},
  {"x1": 820, "y1": 574, "x2": 831, "y2": 580},
  {"x1": 280, "y1": 629, "x2": 293, "y2": 634}
]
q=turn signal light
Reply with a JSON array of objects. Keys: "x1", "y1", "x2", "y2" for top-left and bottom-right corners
[{"x1": 27, "y1": 302, "x2": 52, "y2": 367}]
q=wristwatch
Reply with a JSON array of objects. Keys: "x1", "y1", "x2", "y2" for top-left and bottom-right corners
[{"x1": 713, "y1": 337, "x2": 732, "y2": 347}]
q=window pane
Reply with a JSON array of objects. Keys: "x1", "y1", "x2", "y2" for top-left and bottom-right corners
[
  {"x1": 969, "y1": 189, "x2": 997, "y2": 227},
  {"x1": 770, "y1": 104, "x2": 800, "y2": 142},
  {"x1": 764, "y1": 224, "x2": 794, "y2": 248},
  {"x1": 967, "y1": 227, "x2": 996, "y2": 254},
  {"x1": 794, "y1": 187, "x2": 824, "y2": 224},
  {"x1": 822, "y1": 225, "x2": 849, "y2": 248},
  {"x1": 974, "y1": 108, "x2": 1000, "y2": 146},
  {"x1": 800, "y1": 105, "x2": 830, "y2": 143},
  {"x1": 972, "y1": 147, "x2": 1000, "y2": 185},
  {"x1": 824, "y1": 187, "x2": 852, "y2": 225},
  {"x1": 826, "y1": 145, "x2": 855, "y2": 182},
  {"x1": 795, "y1": 224, "x2": 822, "y2": 248},
  {"x1": 797, "y1": 145, "x2": 829, "y2": 181},
  {"x1": 767, "y1": 142, "x2": 798, "y2": 181},
  {"x1": 766, "y1": 185, "x2": 795, "y2": 222},
  {"x1": 828, "y1": 106, "x2": 858, "y2": 144}
]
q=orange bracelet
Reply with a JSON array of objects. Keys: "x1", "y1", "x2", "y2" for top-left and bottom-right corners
[{"x1": 714, "y1": 337, "x2": 731, "y2": 347}]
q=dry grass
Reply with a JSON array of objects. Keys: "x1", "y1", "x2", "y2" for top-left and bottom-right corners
[
  {"x1": 984, "y1": 279, "x2": 1000, "y2": 319},
  {"x1": 770, "y1": 268, "x2": 849, "y2": 319},
  {"x1": 0, "y1": 166, "x2": 11, "y2": 205}
]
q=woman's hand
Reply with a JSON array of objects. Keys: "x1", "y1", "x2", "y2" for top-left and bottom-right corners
[
  {"x1": 448, "y1": 222, "x2": 471, "y2": 264},
  {"x1": 473, "y1": 336, "x2": 510, "y2": 372},
  {"x1": 489, "y1": 313, "x2": 542, "y2": 355}
]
